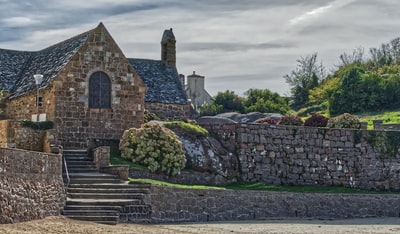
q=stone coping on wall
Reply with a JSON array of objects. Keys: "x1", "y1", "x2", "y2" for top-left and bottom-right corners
[{"x1": 144, "y1": 185, "x2": 400, "y2": 223}]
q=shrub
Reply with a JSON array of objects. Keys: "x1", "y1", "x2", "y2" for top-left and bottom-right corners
[
  {"x1": 119, "y1": 123, "x2": 186, "y2": 176},
  {"x1": 255, "y1": 117, "x2": 278, "y2": 125},
  {"x1": 21, "y1": 120, "x2": 54, "y2": 130},
  {"x1": 277, "y1": 115, "x2": 304, "y2": 126},
  {"x1": 327, "y1": 113, "x2": 361, "y2": 129},
  {"x1": 304, "y1": 114, "x2": 329, "y2": 127}
]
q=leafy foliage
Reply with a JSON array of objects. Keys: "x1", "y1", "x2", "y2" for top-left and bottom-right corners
[
  {"x1": 213, "y1": 90, "x2": 245, "y2": 113},
  {"x1": 304, "y1": 114, "x2": 329, "y2": 127},
  {"x1": 327, "y1": 113, "x2": 361, "y2": 129},
  {"x1": 119, "y1": 123, "x2": 186, "y2": 176},
  {"x1": 284, "y1": 53, "x2": 325, "y2": 110},
  {"x1": 198, "y1": 103, "x2": 223, "y2": 116},
  {"x1": 21, "y1": 120, "x2": 54, "y2": 130},
  {"x1": 277, "y1": 115, "x2": 304, "y2": 126},
  {"x1": 243, "y1": 89, "x2": 290, "y2": 114}
]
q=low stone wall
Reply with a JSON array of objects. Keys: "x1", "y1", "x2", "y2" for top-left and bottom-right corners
[
  {"x1": 373, "y1": 119, "x2": 400, "y2": 130},
  {"x1": 130, "y1": 169, "x2": 230, "y2": 185},
  {"x1": 200, "y1": 122, "x2": 400, "y2": 191},
  {"x1": 0, "y1": 120, "x2": 50, "y2": 152},
  {"x1": 144, "y1": 186, "x2": 400, "y2": 223},
  {"x1": 0, "y1": 148, "x2": 65, "y2": 224}
]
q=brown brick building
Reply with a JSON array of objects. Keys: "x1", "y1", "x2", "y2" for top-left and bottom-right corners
[{"x1": 0, "y1": 23, "x2": 189, "y2": 148}]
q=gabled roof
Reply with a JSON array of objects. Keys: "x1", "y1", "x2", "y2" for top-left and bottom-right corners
[
  {"x1": 0, "y1": 32, "x2": 89, "y2": 98},
  {"x1": 128, "y1": 58, "x2": 187, "y2": 104}
]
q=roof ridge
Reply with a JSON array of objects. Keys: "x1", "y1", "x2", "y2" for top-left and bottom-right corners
[{"x1": 37, "y1": 27, "x2": 93, "y2": 53}]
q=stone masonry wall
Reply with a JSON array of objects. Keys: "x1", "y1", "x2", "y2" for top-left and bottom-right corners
[
  {"x1": 145, "y1": 186, "x2": 400, "y2": 223},
  {"x1": 5, "y1": 88, "x2": 56, "y2": 121},
  {"x1": 201, "y1": 123, "x2": 400, "y2": 191},
  {"x1": 0, "y1": 148, "x2": 65, "y2": 224},
  {"x1": 52, "y1": 24, "x2": 146, "y2": 148},
  {"x1": 0, "y1": 120, "x2": 46, "y2": 151},
  {"x1": 145, "y1": 102, "x2": 190, "y2": 120}
]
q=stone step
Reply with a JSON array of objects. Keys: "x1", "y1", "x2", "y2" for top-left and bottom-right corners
[
  {"x1": 64, "y1": 205, "x2": 122, "y2": 211},
  {"x1": 66, "y1": 166, "x2": 97, "y2": 171},
  {"x1": 68, "y1": 173, "x2": 117, "y2": 178},
  {"x1": 68, "y1": 187, "x2": 149, "y2": 194},
  {"x1": 68, "y1": 193, "x2": 145, "y2": 200},
  {"x1": 64, "y1": 215, "x2": 119, "y2": 225},
  {"x1": 66, "y1": 198, "x2": 144, "y2": 206},
  {"x1": 65, "y1": 156, "x2": 93, "y2": 163},
  {"x1": 66, "y1": 168, "x2": 98, "y2": 173},
  {"x1": 66, "y1": 161, "x2": 95, "y2": 166},
  {"x1": 68, "y1": 183, "x2": 150, "y2": 189},
  {"x1": 63, "y1": 209, "x2": 119, "y2": 216},
  {"x1": 69, "y1": 178, "x2": 123, "y2": 184}
]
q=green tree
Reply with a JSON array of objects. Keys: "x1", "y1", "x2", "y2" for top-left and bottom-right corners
[
  {"x1": 243, "y1": 88, "x2": 289, "y2": 114},
  {"x1": 284, "y1": 53, "x2": 325, "y2": 110},
  {"x1": 213, "y1": 90, "x2": 244, "y2": 113},
  {"x1": 328, "y1": 66, "x2": 364, "y2": 115}
]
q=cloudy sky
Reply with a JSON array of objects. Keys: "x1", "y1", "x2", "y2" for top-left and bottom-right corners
[{"x1": 1, "y1": 0, "x2": 400, "y2": 97}]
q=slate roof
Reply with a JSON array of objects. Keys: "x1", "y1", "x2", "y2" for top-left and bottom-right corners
[
  {"x1": 129, "y1": 58, "x2": 187, "y2": 104},
  {"x1": 0, "y1": 33, "x2": 89, "y2": 98},
  {"x1": 0, "y1": 24, "x2": 187, "y2": 105}
]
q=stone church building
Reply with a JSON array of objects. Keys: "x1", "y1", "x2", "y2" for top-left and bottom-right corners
[{"x1": 0, "y1": 23, "x2": 189, "y2": 148}]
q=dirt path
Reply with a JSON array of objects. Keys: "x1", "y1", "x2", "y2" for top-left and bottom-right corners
[{"x1": 1, "y1": 216, "x2": 399, "y2": 234}]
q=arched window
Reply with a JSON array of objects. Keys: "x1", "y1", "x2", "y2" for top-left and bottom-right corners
[{"x1": 89, "y1": 71, "x2": 111, "y2": 108}]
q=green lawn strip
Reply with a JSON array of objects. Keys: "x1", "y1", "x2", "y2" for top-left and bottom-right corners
[
  {"x1": 109, "y1": 154, "x2": 147, "y2": 170},
  {"x1": 129, "y1": 178, "x2": 224, "y2": 190}
]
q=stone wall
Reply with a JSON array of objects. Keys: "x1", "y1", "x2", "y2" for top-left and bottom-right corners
[
  {"x1": 144, "y1": 186, "x2": 400, "y2": 223},
  {"x1": 5, "y1": 88, "x2": 56, "y2": 121},
  {"x1": 0, "y1": 148, "x2": 65, "y2": 224},
  {"x1": 373, "y1": 119, "x2": 400, "y2": 130},
  {"x1": 200, "y1": 122, "x2": 400, "y2": 191},
  {"x1": 52, "y1": 25, "x2": 146, "y2": 148},
  {"x1": 0, "y1": 120, "x2": 49, "y2": 152},
  {"x1": 145, "y1": 102, "x2": 190, "y2": 120}
]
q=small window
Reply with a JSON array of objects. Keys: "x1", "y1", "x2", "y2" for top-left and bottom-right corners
[{"x1": 89, "y1": 71, "x2": 111, "y2": 108}]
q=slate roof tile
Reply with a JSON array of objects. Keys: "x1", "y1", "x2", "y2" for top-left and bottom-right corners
[
  {"x1": 7, "y1": 33, "x2": 89, "y2": 98},
  {"x1": 128, "y1": 58, "x2": 187, "y2": 104}
]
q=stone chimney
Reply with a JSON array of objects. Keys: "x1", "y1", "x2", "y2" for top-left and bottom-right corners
[{"x1": 161, "y1": 28, "x2": 176, "y2": 67}]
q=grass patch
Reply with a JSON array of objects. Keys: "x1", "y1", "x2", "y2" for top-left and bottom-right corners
[
  {"x1": 129, "y1": 178, "x2": 224, "y2": 190},
  {"x1": 164, "y1": 121, "x2": 208, "y2": 137},
  {"x1": 359, "y1": 109, "x2": 400, "y2": 129}
]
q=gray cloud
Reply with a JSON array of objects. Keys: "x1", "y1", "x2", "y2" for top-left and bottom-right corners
[
  {"x1": 180, "y1": 41, "x2": 296, "y2": 52},
  {"x1": 1, "y1": 0, "x2": 400, "y2": 96}
]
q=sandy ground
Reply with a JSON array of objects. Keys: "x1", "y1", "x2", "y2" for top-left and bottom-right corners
[{"x1": 1, "y1": 216, "x2": 400, "y2": 234}]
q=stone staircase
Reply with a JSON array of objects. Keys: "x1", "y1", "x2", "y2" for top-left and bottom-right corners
[{"x1": 62, "y1": 149, "x2": 152, "y2": 225}]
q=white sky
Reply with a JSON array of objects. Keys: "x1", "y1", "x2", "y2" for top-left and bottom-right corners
[{"x1": 1, "y1": 0, "x2": 400, "y2": 97}]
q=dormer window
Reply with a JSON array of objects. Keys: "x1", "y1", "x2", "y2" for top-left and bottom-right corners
[{"x1": 89, "y1": 71, "x2": 111, "y2": 108}]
